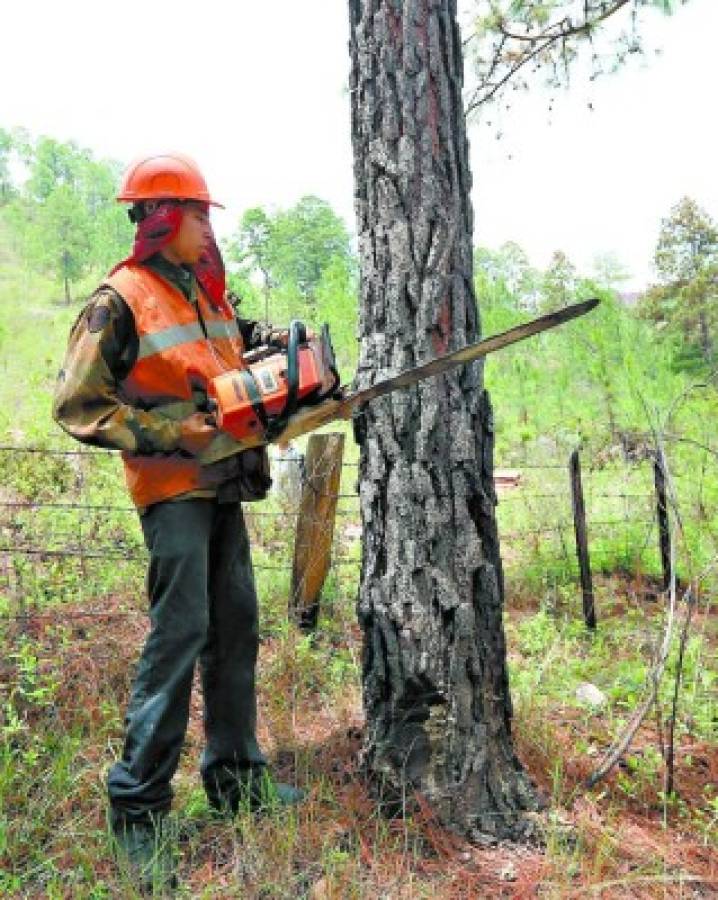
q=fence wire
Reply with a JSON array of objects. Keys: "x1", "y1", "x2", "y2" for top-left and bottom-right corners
[{"x1": 0, "y1": 441, "x2": 709, "y2": 635}]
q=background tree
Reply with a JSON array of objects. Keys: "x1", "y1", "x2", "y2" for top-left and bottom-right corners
[
  {"x1": 225, "y1": 196, "x2": 358, "y2": 363},
  {"x1": 226, "y1": 195, "x2": 354, "y2": 315},
  {"x1": 225, "y1": 207, "x2": 275, "y2": 320},
  {"x1": 541, "y1": 249, "x2": 577, "y2": 310},
  {"x1": 349, "y1": 0, "x2": 538, "y2": 841},
  {"x1": 640, "y1": 196, "x2": 718, "y2": 366},
  {"x1": 23, "y1": 185, "x2": 92, "y2": 302},
  {"x1": 270, "y1": 196, "x2": 354, "y2": 304},
  {"x1": 78, "y1": 157, "x2": 130, "y2": 273},
  {"x1": 591, "y1": 252, "x2": 631, "y2": 291},
  {"x1": 0, "y1": 135, "x2": 132, "y2": 300},
  {"x1": 475, "y1": 240, "x2": 539, "y2": 306}
]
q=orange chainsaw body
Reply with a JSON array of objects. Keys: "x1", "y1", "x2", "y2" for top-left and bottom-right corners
[{"x1": 208, "y1": 333, "x2": 338, "y2": 442}]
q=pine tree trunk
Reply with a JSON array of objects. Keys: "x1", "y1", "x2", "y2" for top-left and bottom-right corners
[{"x1": 348, "y1": 0, "x2": 539, "y2": 841}]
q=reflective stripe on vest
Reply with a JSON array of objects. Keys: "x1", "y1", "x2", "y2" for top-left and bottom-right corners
[
  {"x1": 137, "y1": 319, "x2": 241, "y2": 361},
  {"x1": 206, "y1": 319, "x2": 241, "y2": 342},
  {"x1": 137, "y1": 322, "x2": 205, "y2": 360}
]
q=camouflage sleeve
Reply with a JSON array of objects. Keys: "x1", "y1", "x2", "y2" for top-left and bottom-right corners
[{"x1": 52, "y1": 288, "x2": 183, "y2": 454}]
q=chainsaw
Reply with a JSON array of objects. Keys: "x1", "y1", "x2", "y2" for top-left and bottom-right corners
[{"x1": 199, "y1": 298, "x2": 599, "y2": 466}]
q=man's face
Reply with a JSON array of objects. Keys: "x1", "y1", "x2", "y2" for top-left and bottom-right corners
[{"x1": 164, "y1": 201, "x2": 212, "y2": 266}]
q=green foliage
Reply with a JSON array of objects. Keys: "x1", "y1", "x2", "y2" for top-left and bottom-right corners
[
  {"x1": 478, "y1": 238, "x2": 718, "y2": 599},
  {"x1": 13, "y1": 185, "x2": 92, "y2": 301},
  {"x1": 654, "y1": 196, "x2": 718, "y2": 283},
  {"x1": 478, "y1": 250, "x2": 708, "y2": 462},
  {"x1": 508, "y1": 599, "x2": 716, "y2": 746},
  {"x1": 0, "y1": 134, "x2": 132, "y2": 301},
  {"x1": 226, "y1": 195, "x2": 354, "y2": 304},
  {"x1": 541, "y1": 250, "x2": 578, "y2": 311},
  {"x1": 591, "y1": 252, "x2": 631, "y2": 291},
  {"x1": 230, "y1": 206, "x2": 274, "y2": 285},
  {"x1": 0, "y1": 224, "x2": 84, "y2": 440},
  {"x1": 639, "y1": 196, "x2": 718, "y2": 366},
  {"x1": 314, "y1": 255, "x2": 359, "y2": 371},
  {"x1": 268, "y1": 196, "x2": 354, "y2": 302},
  {"x1": 475, "y1": 241, "x2": 540, "y2": 306},
  {"x1": 226, "y1": 196, "x2": 358, "y2": 370}
]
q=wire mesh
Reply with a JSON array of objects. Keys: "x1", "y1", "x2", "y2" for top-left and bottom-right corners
[{"x1": 0, "y1": 441, "x2": 711, "y2": 635}]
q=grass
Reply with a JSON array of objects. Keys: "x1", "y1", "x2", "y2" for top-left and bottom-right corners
[{"x1": 1, "y1": 577, "x2": 716, "y2": 896}]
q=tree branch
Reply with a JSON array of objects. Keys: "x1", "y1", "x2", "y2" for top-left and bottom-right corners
[
  {"x1": 467, "y1": 31, "x2": 563, "y2": 113},
  {"x1": 497, "y1": 1, "x2": 631, "y2": 43},
  {"x1": 464, "y1": 0, "x2": 640, "y2": 113}
]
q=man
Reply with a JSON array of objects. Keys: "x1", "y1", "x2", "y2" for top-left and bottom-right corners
[{"x1": 53, "y1": 153, "x2": 303, "y2": 890}]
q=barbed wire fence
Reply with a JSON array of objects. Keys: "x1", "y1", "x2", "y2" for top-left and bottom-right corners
[{"x1": 1, "y1": 436, "x2": 715, "y2": 652}]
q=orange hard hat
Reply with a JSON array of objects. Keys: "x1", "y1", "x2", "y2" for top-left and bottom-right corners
[{"x1": 116, "y1": 153, "x2": 224, "y2": 208}]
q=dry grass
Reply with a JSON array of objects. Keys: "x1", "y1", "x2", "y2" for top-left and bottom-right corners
[{"x1": 1, "y1": 575, "x2": 716, "y2": 898}]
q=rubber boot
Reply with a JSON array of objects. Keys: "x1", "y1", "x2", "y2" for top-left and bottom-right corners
[
  {"x1": 110, "y1": 810, "x2": 178, "y2": 894},
  {"x1": 205, "y1": 766, "x2": 305, "y2": 816}
]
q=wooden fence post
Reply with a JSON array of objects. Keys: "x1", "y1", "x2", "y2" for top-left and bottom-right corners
[
  {"x1": 570, "y1": 448, "x2": 596, "y2": 630},
  {"x1": 289, "y1": 433, "x2": 345, "y2": 632},
  {"x1": 653, "y1": 448, "x2": 671, "y2": 592}
]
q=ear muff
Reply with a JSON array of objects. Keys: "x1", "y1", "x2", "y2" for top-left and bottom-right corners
[{"x1": 128, "y1": 199, "x2": 174, "y2": 224}]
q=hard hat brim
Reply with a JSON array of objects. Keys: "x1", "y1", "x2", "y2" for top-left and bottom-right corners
[{"x1": 116, "y1": 195, "x2": 225, "y2": 210}]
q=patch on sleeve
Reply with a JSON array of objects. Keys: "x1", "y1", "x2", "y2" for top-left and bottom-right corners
[{"x1": 87, "y1": 303, "x2": 111, "y2": 334}]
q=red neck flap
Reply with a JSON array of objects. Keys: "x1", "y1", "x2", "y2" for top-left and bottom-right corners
[{"x1": 110, "y1": 203, "x2": 230, "y2": 314}]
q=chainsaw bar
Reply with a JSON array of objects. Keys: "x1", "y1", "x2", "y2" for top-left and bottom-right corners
[{"x1": 199, "y1": 297, "x2": 599, "y2": 465}]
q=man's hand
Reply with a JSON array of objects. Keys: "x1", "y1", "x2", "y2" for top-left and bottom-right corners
[
  {"x1": 270, "y1": 327, "x2": 317, "y2": 348},
  {"x1": 178, "y1": 412, "x2": 218, "y2": 456}
]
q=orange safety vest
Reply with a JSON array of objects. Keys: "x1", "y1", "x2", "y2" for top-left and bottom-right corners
[{"x1": 104, "y1": 263, "x2": 246, "y2": 509}]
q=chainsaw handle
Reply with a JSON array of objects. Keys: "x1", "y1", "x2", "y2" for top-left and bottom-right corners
[
  {"x1": 283, "y1": 319, "x2": 306, "y2": 422},
  {"x1": 256, "y1": 319, "x2": 307, "y2": 442}
]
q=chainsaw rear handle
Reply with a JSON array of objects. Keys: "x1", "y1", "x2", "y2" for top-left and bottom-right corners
[
  {"x1": 265, "y1": 319, "x2": 306, "y2": 440},
  {"x1": 283, "y1": 320, "x2": 306, "y2": 419}
]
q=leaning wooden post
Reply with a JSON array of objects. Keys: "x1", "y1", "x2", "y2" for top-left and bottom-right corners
[
  {"x1": 289, "y1": 432, "x2": 345, "y2": 632},
  {"x1": 653, "y1": 448, "x2": 671, "y2": 592},
  {"x1": 570, "y1": 448, "x2": 596, "y2": 630}
]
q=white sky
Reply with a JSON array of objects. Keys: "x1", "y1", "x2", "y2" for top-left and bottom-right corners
[{"x1": 0, "y1": 0, "x2": 714, "y2": 290}]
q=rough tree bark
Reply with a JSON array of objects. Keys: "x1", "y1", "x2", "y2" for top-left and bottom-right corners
[{"x1": 348, "y1": 0, "x2": 539, "y2": 841}]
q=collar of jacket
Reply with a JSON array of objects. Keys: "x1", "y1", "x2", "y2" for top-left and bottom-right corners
[{"x1": 143, "y1": 253, "x2": 196, "y2": 302}]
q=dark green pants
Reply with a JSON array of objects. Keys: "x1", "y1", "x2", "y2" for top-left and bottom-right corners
[{"x1": 107, "y1": 499, "x2": 266, "y2": 823}]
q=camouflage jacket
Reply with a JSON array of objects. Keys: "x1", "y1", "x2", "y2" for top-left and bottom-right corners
[{"x1": 52, "y1": 255, "x2": 276, "y2": 503}]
